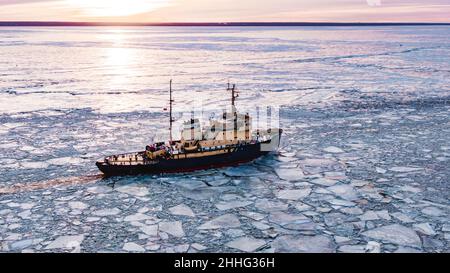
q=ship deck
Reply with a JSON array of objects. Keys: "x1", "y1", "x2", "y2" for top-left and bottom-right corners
[{"x1": 100, "y1": 142, "x2": 258, "y2": 166}]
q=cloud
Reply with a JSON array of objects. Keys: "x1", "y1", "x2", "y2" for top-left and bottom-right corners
[
  {"x1": 139, "y1": 0, "x2": 450, "y2": 22},
  {"x1": 64, "y1": 0, "x2": 172, "y2": 17},
  {"x1": 0, "y1": 0, "x2": 448, "y2": 22},
  {"x1": 0, "y1": 0, "x2": 56, "y2": 5},
  {"x1": 0, "y1": 1, "x2": 79, "y2": 20},
  {"x1": 366, "y1": 0, "x2": 382, "y2": 6}
]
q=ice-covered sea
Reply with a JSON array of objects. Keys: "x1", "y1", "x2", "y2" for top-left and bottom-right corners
[{"x1": 0, "y1": 26, "x2": 449, "y2": 253}]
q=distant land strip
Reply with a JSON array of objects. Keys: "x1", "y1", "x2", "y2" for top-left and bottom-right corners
[{"x1": 1, "y1": 21, "x2": 449, "y2": 27}]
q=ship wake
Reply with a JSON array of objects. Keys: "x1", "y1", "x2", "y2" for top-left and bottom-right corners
[{"x1": 0, "y1": 174, "x2": 103, "y2": 195}]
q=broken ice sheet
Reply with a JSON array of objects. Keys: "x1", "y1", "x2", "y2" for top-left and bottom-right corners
[
  {"x1": 274, "y1": 167, "x2": 305, "y2": 181},
  {"x1": 1, "y1": 27, "x2": 450, "y2": 254}
]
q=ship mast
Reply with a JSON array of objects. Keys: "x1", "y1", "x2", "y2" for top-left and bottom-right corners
[
  {"x1": 169, "y1": 79, "x2": 174, "y2": 142},
  {"x1": 228, "y1": 83, "x2": 238, "y2": 107},
  {"x1": 227, "y1": 82, "x2": 239, "y2": 140}
]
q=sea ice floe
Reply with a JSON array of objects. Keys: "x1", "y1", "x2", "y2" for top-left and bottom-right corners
[
  {"x1": 45, "y1": 235, "x2": 84, "y2": 250},
  {"x1": 10, "y1": 239, "x2": 43, "y2": 251},
  {"x1": 47, "y1": 157, "x2": 86, "y2": 166},
  {"x1": 276, "y1": 188, "x2": 311, "y2": 200},
  {"x1": 224, "y1": 166, "x2": 261, "y2": 177},
  {"x1": 327, "y1": 184, "x2": 359, "y2": 201},
  {"x1": 376, "y1": 210, "x2": 391, "y2": 220},
  {"x1": 362, "y1": 224, "x2": 421, "y2": 247},
  {"x1": 271, "y1": 235, "x2": 334, "y2": 253},
  {"x1": 268, "y1": 211, "x2": 315, "y2": 231},
  {"x1": 0, "y1": 128, "x2": 9, "y2": 135},
  {"x1": 20, "y1": 161, "x2": 49, "y2": 169},
  {"x1": 274, "y1": 168, "x2": 305, "y2": 181},
  {"x1": 124, "y1": 213, "x2": 153, "y2": 222},
  {"x1": 252, "y1": 221, "x2": 271, "y2": 230},
  {"x1": 239, "y1": 211, "x2": 266, "y2": 221},
  {"x1": 198, "y1": 214, "x2": 241, "y2": 230},
  {"x1": 323, "y1": 146, "x2": 344, "y2": 153},
  {"x1": 340, "y1": 207, "x2": 363, "y2": 215},
  {"x1": 226, "y1": 236, "x2": 266, "y2": 252},
  {"x1": 92, "y1": 208, "x2": 121, "y2": 217},
  {"x1": 216, "y1": 200, "x2": 253, "y2": 211},
  {"x1": 310, "y1": 177, "x2": 338, "y2": 186},
  {"x1": 294, "y1": 202, "x2": 312, "y2": 212},
  {"x1": 255, "y1": 199, "x2": 289, "y2": 212},
  {"x1": 338, "y1": 244, "x2": 367, "y2": 253},
  {"x1": 68, "y1": 201, "x2": 88, "y2": 210},
  {"x1": 413, "y1": 223, "x2": 436, "y2": 236},
  {"x1": 191, "y1": 243, "x2": 207, "y2": 251},
  {"x1": 158, "y1": 221, "x2": 185, "y2": 238},
  {"x1": 323, "y1": 212, "x2": 348, "y2": 227},
  {"x1": 123, "y1": 242, "x2": 145, "y2": 252},
  {"x1": 115, "y1": 184, "x2": 149, "y2": 197},
  {"x1": 175, "y1": 179, "x2": 208, "y2": 190},
  {"x1": 20, "y1": 202, "x2": 35, "y2": 210},
  {"x1": 180, "y1": 188, "x2": 217, "y2": 200},
  {"x1": 299, "y1": 158, "x2": 338, "y2": 167},
  {"x1": 365, "y1": 241, "x2": 381, "y2": 253},
  {"x1": 421, "y1": 206, "x2": 445, "y2": 217},
  {"x1": 168, "y1": 204, "x2": 195, "y2": 217},
  {"x1": 399, "y1": 185, "x2": 422, "y2": 193},
  {"x1": 140, "y1": 225, "x2": 159, "y2": 237},
  {"x1": 359, "y1": 211, "x2": 379, "y2": 221},
  {"x1": 391, "y1": 212, "x2": 415, "y2": 223},
  {"x1": 389, "y1": 166, "x2": 423, "y2": 172},
  {"x1": 205, "y1": 178, "x2": 230, "y2": 187}
]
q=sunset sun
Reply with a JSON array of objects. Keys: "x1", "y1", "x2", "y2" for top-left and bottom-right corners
[{"x1": 65, "y1": 0, "x2": 171, "y2": 17}]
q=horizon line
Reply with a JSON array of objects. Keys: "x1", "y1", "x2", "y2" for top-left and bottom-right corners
[{"x1": 1, "y1": 21, "x2": 450, "y2": 27}]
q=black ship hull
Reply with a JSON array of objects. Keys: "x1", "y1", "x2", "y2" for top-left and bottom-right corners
[{"x1": 96, "y1": 142, "x2": 272, "y2": 176}]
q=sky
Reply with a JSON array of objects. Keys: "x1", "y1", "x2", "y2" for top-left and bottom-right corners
[{"x1": 0, "y1": 0, "x2": 449, "y2": 22}]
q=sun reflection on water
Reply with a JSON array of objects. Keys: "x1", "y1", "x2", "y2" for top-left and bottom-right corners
[
  {"x1": 102, "y1": 30, "x2": 137, "y2": 90},
  {"x1": 94, "y1": 29, "x2": 149, "y2": 113}
]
